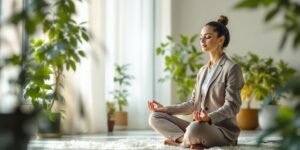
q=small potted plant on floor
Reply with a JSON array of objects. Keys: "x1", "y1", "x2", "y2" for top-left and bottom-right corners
[
  {"x1": 111, "y1": 64, "x2": 134, "y2": 129},
  {"x1": 106, "y1": 101, "x2": 116, "y2": 132}
]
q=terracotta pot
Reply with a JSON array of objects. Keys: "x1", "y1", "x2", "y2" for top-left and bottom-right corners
[
  {"x1": 107, "y1": 120, "x2": 115, "y2": 132},
  {"x1": 237, "y1": 108, "x2": 258, "y2": 130},
  {"x1": 114, "y1": 111, "x2": 127, "y2": 125}
]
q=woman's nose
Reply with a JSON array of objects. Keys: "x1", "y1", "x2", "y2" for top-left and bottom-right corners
[{"x1": 200, "y1": 38, "x2": 205, "y2": 43}]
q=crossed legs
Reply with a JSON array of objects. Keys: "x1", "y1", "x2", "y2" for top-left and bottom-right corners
[{"x1": 148, "y1": 112, "x2": 232, "y2": 149}]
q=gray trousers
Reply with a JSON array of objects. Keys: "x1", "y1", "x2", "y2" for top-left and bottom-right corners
[{"x1": 148, "y1": 112, "x2": 233, "y2": 148}]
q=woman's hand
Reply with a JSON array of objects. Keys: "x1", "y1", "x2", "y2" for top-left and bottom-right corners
[
  {"x1": 147, "y1": 100, "x2": 166, "y2": 112},
  {"x1": 193, "y1": 110, "x2": 210, "y2": 123}
]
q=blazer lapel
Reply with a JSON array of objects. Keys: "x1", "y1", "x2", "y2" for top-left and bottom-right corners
[
  {"x1": 202, "y1": 55, "x2": 227, "y2": 105},
  {"x1": 197, "y1": 65, "x2": 208, "y2": 98}
]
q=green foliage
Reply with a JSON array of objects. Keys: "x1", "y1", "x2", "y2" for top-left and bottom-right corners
[
  {"x1": 234, "y1": 0, "x2": 300, "y2": 50},
  {"x1": 111, "y1": 64, "x2": 134, "y2": 112},
  {"x1": 106, "y1": 101, "x2": 116, "y2": 120},
  {"x1": 2, "y1": 0, "x2": 88, "y2": 121},
  {"x1": 257, "y1": 78, "x2": 300, "y2": 150},
  {"x1": 156, "y1": 34, "x2": 204, "y2": 103},
  {"x1": 232, "y1": 52, "x2": 296, "y2": 107},
  {"x1": 234, "y1": 0, "x2": 300, "y2": 149}
]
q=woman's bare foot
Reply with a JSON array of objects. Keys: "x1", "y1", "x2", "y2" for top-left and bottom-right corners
[
  {"x1": 164, "y1": 139, "x2": 181, "y2": 147},
  {"x1": 190, "y1": 144, "x2": 206, "y2": 150}
]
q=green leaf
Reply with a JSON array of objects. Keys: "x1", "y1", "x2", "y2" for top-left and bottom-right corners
[
  {"x1": 167, "y1": 36, "x2": 173, "y2": 41},
  {"x1": 279, "y1": 29, "x2": 290, "y2": 50},
  {"x1": 7, "y1": 55, "x2": 21, "y2": 65},
  {"x1": 265, "y1": 7, "x2": 279, "y2": 22},
  {"x1": 69, "y1": 60, "x2": 76, "y2": 71},
  {"x1": 156, "y1": 47, "x2": 162, "y2": 54},
  {"x1": 48, "y1": 27, "x2": 56, "y2": 40},
  {"x1": 180, "y1": 35, "x2": 189, "y2": 47},
  {"x1": 25, "y1": 19, "x2": 36, "y2": 34},
  {"x1": 293, "y1": 32, "x2": 300, "y2": 48},
  {"x1": 43, "y1": 19, "x2": 52, "y2": 33},
  {"x1": 82, "y1": 31, "x2": 89, "y2": 41},
  {"x1": 262, "y1": 0, "x2": 274, "y2": 6},
  {"x1": 48, "y1": 113, "x2": 58, "y2": 122},
  {"x1": 234, "y1": 0, "x2": 260, "y2": 9},
  {"x1": 72, "y1": 53, "x2": 80, "y2": 62},
  {"x1": 190, "y1": 34, "x2": 198, "y2": 43},
  {"x1": 78, "y1": 50, "x2": 85, "y2": 57},
  {"x1": 70, "y1": 37, "x2": 78, "y2": 47}
]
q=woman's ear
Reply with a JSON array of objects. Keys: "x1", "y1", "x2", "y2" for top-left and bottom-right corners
[{"x1": 218, "y1": 36, "x2": 225, "y2": 46}]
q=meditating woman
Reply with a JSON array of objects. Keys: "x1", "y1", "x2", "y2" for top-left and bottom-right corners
[{"x1": 148, "y1": 15, "x2": 244, "y2": 149}]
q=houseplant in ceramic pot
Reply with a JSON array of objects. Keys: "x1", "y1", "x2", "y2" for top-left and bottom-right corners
[
  {"x1": 156, "y1": 34, "x2": 204, "y2": 121},
  {"x1": 255, "y1": 59, "x2": 296, "y2": 130},
  {"x1": 232, "y1": 52, "x2": 296, "y2": 130},
  {"x1": 111, "y1": 64, "x2": 134, "y2": 129}
]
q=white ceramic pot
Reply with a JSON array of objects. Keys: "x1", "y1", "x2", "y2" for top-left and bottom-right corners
[{"x1": 258, "y1": 105, "x2": 279, "y2": 130}]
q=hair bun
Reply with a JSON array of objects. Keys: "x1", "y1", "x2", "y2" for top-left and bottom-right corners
[{"x1": 217, "y1": 15, "x2": 228, "y2": 26}]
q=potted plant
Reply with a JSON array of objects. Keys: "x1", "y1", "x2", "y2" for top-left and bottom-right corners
[
  {"x1": 256, "y1": 59, "x2": 296, "y2": 130},
  {"x1": 156, "y1": 34, "x2": 204, "y2": 121},
  {"x1": 232, "y1": 52, "x2": 296, "y2": 130},
  {"x1": 0, "y1": 1, "x2": 51, "y2": 148},
  {"x1": 1, "y1": 0, "x2": 88, "y2": 147},
  {"x1": 1, "y1": 0, "x2": 88, "y2": 138},
  {"x1": 111, "y1": 64, "x2": 134, "y2": 129},
  {"x1": 234, "y1": 0, "x2": 300, "y2": 148},
  {"x1": 106, "y1": 101, "x2": 116, "y2": 132}
]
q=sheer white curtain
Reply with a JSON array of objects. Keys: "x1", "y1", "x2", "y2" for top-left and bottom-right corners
[
  {"x1": 105, "y1": 0, "x2": 154, "y2": 129},
  {"x1": 60, "y1": 0, "x2": 107, "y2": 133}
]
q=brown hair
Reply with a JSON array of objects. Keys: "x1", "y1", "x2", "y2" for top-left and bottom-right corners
[{"x1": 206, "y1": 15, "x2": 230, "y2": 48}]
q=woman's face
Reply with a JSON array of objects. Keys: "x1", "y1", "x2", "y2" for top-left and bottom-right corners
[{"x1": 200, "y1": 26, "x2": 224, "y2": 52}]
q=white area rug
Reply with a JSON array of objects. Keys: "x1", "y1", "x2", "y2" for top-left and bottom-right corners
[{"x1": 29, "y1": 136, "x2": 279, "y2": 150}]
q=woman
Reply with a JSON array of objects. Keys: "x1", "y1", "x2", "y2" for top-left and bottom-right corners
[{"x1": 148, "y1": 15, "x2": 244, "y2": 149}]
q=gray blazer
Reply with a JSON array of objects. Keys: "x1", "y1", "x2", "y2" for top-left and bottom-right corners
[{"x1": 165, "y1": 54, "x2": 244, "y2": 141}]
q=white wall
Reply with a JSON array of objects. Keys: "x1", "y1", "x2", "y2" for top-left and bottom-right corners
[{"x1": 171, "y1": 0, "x2": 300, "y2": 72}]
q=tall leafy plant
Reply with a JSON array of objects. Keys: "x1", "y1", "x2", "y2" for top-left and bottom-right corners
[
  {"x1": 8, "y1": 0, "x2": 88, "y2": 121},
  {"x1": 156, "y1": 34, "x2": 204, "y2": 103},
  {"x1": 111, "y1": 64, "x2": 134, "y2": 112}
]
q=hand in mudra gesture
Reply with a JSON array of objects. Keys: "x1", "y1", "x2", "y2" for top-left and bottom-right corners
[
  {"x1": 193, "y1": 110, "x2": 211, "y2": 123},
  {"x1": 147, "y1": 100, "x2": 167, "y2": 113}
]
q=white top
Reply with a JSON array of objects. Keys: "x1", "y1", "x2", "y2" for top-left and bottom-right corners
[
  {"x1": 201, "y1": 57, "x2": 223, "y2": 99},
  {"x1": 201, "y1": 63, "x2": 218, "y2": 97}
]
